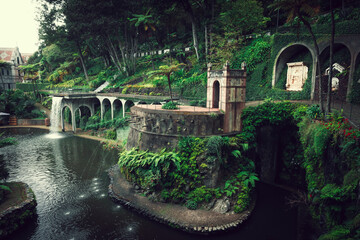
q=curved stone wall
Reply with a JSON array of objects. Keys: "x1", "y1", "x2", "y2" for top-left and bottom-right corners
[
  {"x1": 127, "y1": 106, "x2": 224, "y2": 151},
  {"x1": 0, "y1": 182, "x2": 37, "y2": 238}
]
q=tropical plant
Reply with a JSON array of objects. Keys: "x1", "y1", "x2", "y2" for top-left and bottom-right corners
[
  {"x1": 148, "y1": 63, "x2": 185, "y2": 102},
  {"x1": 237, "y1": 171, "x2": 259, "y2": 188},
  {"x1": 161, "y1": 101, "x2": 179, "y2": 110}
]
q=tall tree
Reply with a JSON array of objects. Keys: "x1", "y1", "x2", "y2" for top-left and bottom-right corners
[
  {"x1": 270, "y1": 0, "x2": 324, "y2": 112},
  {"x1": 326, "y1": 0, "x2": 335, "y2": 114},
  {"x1": 179, "y1": 0, "x2": 201, "y2": 61}
]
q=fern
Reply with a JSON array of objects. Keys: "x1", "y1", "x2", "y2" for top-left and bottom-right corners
[{"x1": 0, "y1": 185, "x2": 12, "y2": 192}]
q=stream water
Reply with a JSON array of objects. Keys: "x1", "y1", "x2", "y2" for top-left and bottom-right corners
[{"x1": 0, "y1": 128, "x2": 298, "y2": 240}]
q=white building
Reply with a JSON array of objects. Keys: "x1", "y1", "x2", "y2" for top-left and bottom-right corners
[{"x1": 0, "y1": 47, "x2": 26, "y2": 90}]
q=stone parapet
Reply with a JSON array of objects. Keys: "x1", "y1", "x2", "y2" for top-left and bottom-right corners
[{"x1": 126, "y1": 105, "x2": 224, "y2": 151}]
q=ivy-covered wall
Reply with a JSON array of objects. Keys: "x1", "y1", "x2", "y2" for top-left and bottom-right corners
[{"x1": 241, "y1": 101, "x2": 360, "y2": 239}]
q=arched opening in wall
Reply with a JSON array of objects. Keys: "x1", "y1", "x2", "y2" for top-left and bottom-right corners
[
  {"x1": 113, "y1": 99, "x2": 123, "y2": 118},
  {"x1": 103, "y1": 98, "x2": 111, "y2": 121},
  {"x1": 318, "y1": 44, "x2": 351, "y2": 102},
  {"x1": 75, "y1": 106, "x2": 92, "y2": 129},
  {"x1": 124, "y1": 100, "x2": 135, "y2": 116},
  {"x1": 212, "y1": 81, "x2": 220, "y2": 108},
  {"x1": 89, "y1": 98, "x2": 101, "y2": 126},
  {"x1": 274, "y1": 44, "x2": 313, "y2": 96},
  {"x1": 349, "y1": 52, "x2": 360, "y2": 104},
  {"x1": 62, "y1": 106, "x2": 72, "y2": 131}
]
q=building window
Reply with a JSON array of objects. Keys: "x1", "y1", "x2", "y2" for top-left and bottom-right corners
[
  {"x1": 17, "y1": 57, "x2": 20, "y2": 64},
  {"x1": 7, "y1": 69, "x2": 10, "y2": 75},
  {"x1": 1, "y1": 68, "x2": 3, "y2": 75}
]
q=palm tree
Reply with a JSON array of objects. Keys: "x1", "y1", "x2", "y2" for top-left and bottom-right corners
[
  {"x1": 0, "y1": 60, "x2": 11, "y2": 90},
  {"x1": 270, "y1": 0, "x2": 324, "y2": 112},
  {"x1": 148, "y1": 63, "x2": 185, "y2": 102}
]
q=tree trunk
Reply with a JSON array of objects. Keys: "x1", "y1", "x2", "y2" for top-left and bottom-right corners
[
  {"x1": 106, "y1": 36, "x2": 122, "y2": 73},
  {"x1": 326, "y1": 0, "x2": 335, "y2": 114},
  {"x1": 299, "y1": 15, "x2": 324, "y2": 113},
  {"x1": 191, "y1": 20, "x2": 200, "y2": 61},
  {"x1": 205, "y1": 24, "x2": 208, "y2": 61},
  {"x1": 76, "y1": 41, "x2": 89, "y2": 81},
  {"x1": 167, "y1": 75, "x2": 173, "y2": 102},
  {"x1": 180, "y1": 0, "x2": 200, "y2": 61}
]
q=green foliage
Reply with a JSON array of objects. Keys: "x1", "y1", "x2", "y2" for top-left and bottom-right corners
[
  {"x1": 293, "y1": 105, "x2": 308, "y2": 122},
  {"x1": 105, "y1": 129, "x2": 117, "y2": 140},
  {"x1": 241, "y1": 100, "x2": 298, "y2": 142},
  {"x1": 186, "y1": 186, "x2": 219, "y2": 209},
  {"x1": 318, "y1": 225, "x2": 350, "y2": 240},
  {"x1": 161, "y1": 101, "x2": 179, "y2": 110},
  {"x1": 320, "y1": 184, "x2": 346, "y2": 201},
  {"x1": 16, "y1": 83, "x2": 50, "y2": 92},
  {"x1": 118, "y1": 148, "x2": 181, "y2": 191},
  {"x1": 231, "y1": 38, "x2": 271, "y2": 73},
  {"x1": 206, "y1": 136, "x2": 228, "y2": 165},
  {"x1": 237, "y1": 171, "x2": 259, "y2": 188},
  {"x1": 306, "y1": 104, "x2": 322, "y2": 120},
  {"x1": 298, "y1": 115, "x2": 360, "y2": 233},
  {"x1": 0, "y1": 133, "x2": 16, "y2": 149},
  {"x1": 0, "y1": 89, "x2": 44, "y2": 118},
  {"x1": 234, "y1": 184, "x2": 250, "y2": 213},
  {"x1": 185, "y1": 200, "x2": 198, "y2": 210},
  {"x1": 83, "y1": 117, "x2": 128, "y2": 131}
]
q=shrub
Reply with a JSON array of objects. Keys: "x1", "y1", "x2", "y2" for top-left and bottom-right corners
[
  {"x1": 185, "y1": 200, "x2": 198, "y2": 210},
  {"x1": 162, "y1": 101, "x2": 179, "y2": 110},
  {"x1": 105, "y1": 129, "x2": 117, "y2": 140},
  {"x1": 306, "y1": 104, "x2": 322, "y2": 119}
]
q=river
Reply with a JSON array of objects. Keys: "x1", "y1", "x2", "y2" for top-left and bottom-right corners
[{"x1": 0, "y1": 128, "x2": 297, "y2": 240}]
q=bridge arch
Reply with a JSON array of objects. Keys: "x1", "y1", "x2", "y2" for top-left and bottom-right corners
[
  {"x1": 74, "y1": 105, "x2": 92, "y2": 129},
  {"x1": 113, "y1": 99, "x2": 123, "y2": 119},
  {"x1": 124, "y1": 100, "x2": 135, "y2": 116},
  {"x1": 60, "y1": 104, "x2": 74, "y2": 132}
]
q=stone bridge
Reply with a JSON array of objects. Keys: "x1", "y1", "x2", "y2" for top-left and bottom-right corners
[
  {"x1": 272, "y1": 34, "x2": 360, "y2": 99},
  {"x1": 52, "y1": 92, "x2": 169, "y2": 132}
]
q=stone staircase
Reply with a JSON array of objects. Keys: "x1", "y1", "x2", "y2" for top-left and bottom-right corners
[{"x1": 94, "y1": 81, "x2": 110, "y2": 93}]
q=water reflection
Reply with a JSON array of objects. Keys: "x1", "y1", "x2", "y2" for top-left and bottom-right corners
[{"x1": 1, "y1": 128, "x2": 298, "y2": 240}]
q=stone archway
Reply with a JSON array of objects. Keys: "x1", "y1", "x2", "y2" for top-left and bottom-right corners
[
  {"x1": 124, "y1": 100, "x2": 135, "y2": 117},
  {"x1": 75, "y1": 105, "x2": 92, "y2": 129},
  {"x1": 272, "y1": 43, "x2": 316, "y2": 95},
  {"x1": 319, "y1": 43, "x2": 351, "y2": 101},
  {"x1": 101, "y1": 98, "x2": 111, "y2": 121},
  {"x1": 113, "y1": 99, "x2": 123, "y2": 119},
  {"x1": 61, "y1": 105, "x2": 73, "y2": 132},
  {"x1": 212, "y1": 80, "x2": 220, "y2": 108}
]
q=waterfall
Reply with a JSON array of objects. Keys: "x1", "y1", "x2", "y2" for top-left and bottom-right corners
[{"x1": 49, "y1": 97, "x2": 63, "y2": 134}]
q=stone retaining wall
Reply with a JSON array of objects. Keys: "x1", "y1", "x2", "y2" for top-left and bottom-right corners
[
  {"x1": 17, "y1": 119, "x2": 45, "y2": 126},
  {"x1": 108, "y1": 166, "x2": 255, "y2": 234},
  {"x1": 0, "y1": 182, "x2": 37, "y2": 238},
  {"x1": 127, "y1": 106, "x2": 224, "y2": 151}
]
